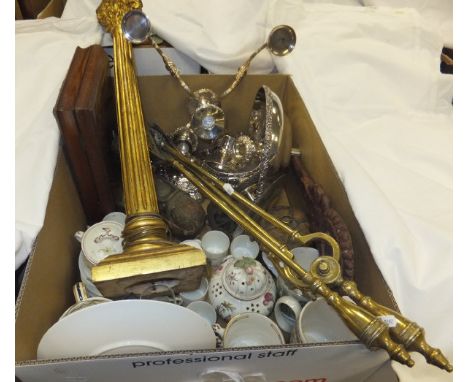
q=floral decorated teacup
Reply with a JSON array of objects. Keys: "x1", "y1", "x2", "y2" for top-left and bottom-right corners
[
  {"x1": 208, "y1": 256, "x2": 276, "y2": 321},
  {"x1": 212, "y1": 312, "x2": 284, "y2": 348},
  {"x1": 75, "y1": 221, "x2": 124, "y2": 265}
]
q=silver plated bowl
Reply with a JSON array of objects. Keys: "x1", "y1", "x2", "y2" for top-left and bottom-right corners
[
  {"x1": 204, "y1": 135, "x2": 258, "y2": 172},
  {"x1": 248, "y1": 85, "x2": 291, "y2": 174},
  {"x1": 203, "y1": 85, "x2": 290, "y2": 196}
]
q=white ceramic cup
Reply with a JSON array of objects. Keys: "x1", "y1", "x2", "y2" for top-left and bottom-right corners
[
  {"x1": 276, "y1": 247, "x2": 320, "y2": 303},
  {"x1": 291, "y1": 247, "x2": 319, "y2": 271},
  {"x1": 179, "y1": 277, "x2": 209, "y2": 306},
  {"x1": 230, "y1": 235, "x2": 260, "y2": 259},
  {"x1": 276, "y1": 277, "x2": 309, "y2": 304},
  {"x1": 102, "y1": 211, "x2": 127, "y2": 226},
  {"x1": 78, "y1": 251, "x2": 103, "y2": 297},
  {"x1": 187, "y1": 301, "x2": 217, "y2": 325},
  {"x1": 290, "y1": 297, "x2": 358, "y2": 344},
  {"x1": 214, "y1": 312, "x2": 285, "y2": 348},
  {"x1": 263, "y1": 247, "x2": 319, "y2": 281},
  {"x1": 201, "y1": 231, "x2": 230, "y2": 267},
  {"x1": 261, "y1": 251, "x2": 279, "y2": 277},
  {"x1": 75, "y1": 221, "x2": 124, "y2": 265},
  {"x1": 60, "y1": 282, "x2": 111, "y2": 319},
  {"x1": 276, "y1": 277, "x2": 310, "y2": 305},
  {"x1": 180, "y1": 239, "x2": 203, "y2": 250},
  {"x1": 274, "y1": 295, "x2": 302, "y2": 333}
]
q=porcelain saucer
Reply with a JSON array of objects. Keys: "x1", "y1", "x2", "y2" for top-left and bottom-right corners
[{"x1": 37, "y1": 300, "x2": 216, "y2": 358}]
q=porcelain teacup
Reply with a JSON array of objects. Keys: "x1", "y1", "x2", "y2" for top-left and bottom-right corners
[
  {"x1": 187, "y1": 301, "x2": 217, "y2": 325},
  {"x1": 102, "y1": 211, "x2": 126, "y2": 225},
  {"x1": 75, "y1": 220, "x2": 124, "y2": 265},
  {"x1": 201, "y1": 230, "x2": 230, "y2": 267},
  {"x1": 180, "y1": 277, "x2": 209, "y2": 306},
  {"x1": 180, "y1": 239, "x2": 203, "y2": 250},
  {"x1": 60, "y1": 282, "x2": 111, "y2": 319},
  {"x1": 290, "y1": 297, "x2": 358, "y2": 344},
  {"x1": 274, "y1": 295, "x2": 302, "y2": 333},
  {"x1": 276, "y1": 247, "x2": 319, "y2": 303},
  {"x1": 213, "y1": 312, "x2": 284, "y2": 348},
  {"x1": 230, "y1": 235, "x2": 259, "y2": 259}
]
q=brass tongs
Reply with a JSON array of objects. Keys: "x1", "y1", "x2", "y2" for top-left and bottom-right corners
[{"x1": 149, "y1": 126, "x2": 452, "y2": 372}]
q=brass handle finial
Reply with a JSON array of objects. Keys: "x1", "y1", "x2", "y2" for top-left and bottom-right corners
[
  {"x1": 311, "y1": 279, "x2": 414, "y2": 367},
  {"x1": 340, "y1": 281, "x2": 453, "y2": 372},
  {"x1": 309, "y1": 257, "x2": 453, "y2": 373}
]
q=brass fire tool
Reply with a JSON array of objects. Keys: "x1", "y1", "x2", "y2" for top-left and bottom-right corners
[
  {"x1": 150, "y1": 128, "x2": 452, "y2": 371},
  {"x1": 300, "y1": 254, "x2": 452, "y2": 372},
  {"x1": 91, "y1": 0, "x2": 206, "y2": 298}
]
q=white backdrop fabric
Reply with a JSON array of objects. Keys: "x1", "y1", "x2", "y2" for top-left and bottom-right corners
[
  {"x1": 17, "y1": 1, "x2": 452, "y2": 381},
  {"x1": 266, "y1": 2, "x2": 452, "y2": 381},
  {"x1": 361, "y1": 0, "x2": 453, "y2": 48},
  {"x1": 15, "y1": 17, "x2": 102, "y2": 269}
]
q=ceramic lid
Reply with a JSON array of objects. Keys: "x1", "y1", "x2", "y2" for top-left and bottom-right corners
[{"x1": 222, "y1": 257, "x2": 269, "y2": 301}]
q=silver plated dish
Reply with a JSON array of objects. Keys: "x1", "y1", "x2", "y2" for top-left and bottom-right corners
[
  {"x1": 203, "y1": 85, "x2": 291, "y2": 196},
  {"x1": 204, "y1": 135, "x2": 258, "y2": 173},
  {"x1": 249, "y1": 85, "x2": 291, "y2": 174}
]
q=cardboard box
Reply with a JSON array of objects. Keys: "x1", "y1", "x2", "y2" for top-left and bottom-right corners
[
  {"x1": 15, "y1": 75, "x2": 399, "y2": 382},
  {"x1": 36, "y1": 0, "x2": 66, "y2": 19}
]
